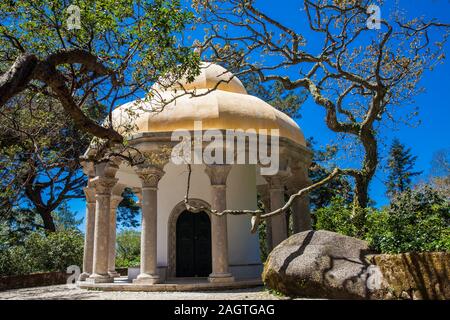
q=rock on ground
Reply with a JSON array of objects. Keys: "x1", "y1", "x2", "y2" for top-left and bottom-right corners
[
  {"x1": 263, "y1": 230, "x2": 450, "y2": 300},
  {"x1": 263, "y1": 230, "x2": 377, "y2": 299}
]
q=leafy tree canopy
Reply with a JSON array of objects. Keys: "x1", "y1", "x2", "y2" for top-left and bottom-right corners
[{"x1": 0, "y1": 0, "x2": 200, "y2": 150}]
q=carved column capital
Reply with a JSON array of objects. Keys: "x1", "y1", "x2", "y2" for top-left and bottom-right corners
[
  {"x1": 263, "y1": 170, "x2": 291, "y2": 190},
  {"x1": 91, "y1": 176, "x2": 118, "y2": 195},
  {"x1": 205, "y1": 164, "x2": 232, "y2": 186},
  {"x1": 135, "y1": 166, "x2": 165, "y2": 189}
]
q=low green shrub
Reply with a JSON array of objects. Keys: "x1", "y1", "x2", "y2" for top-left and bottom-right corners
[
  {"x1": 313, "y1": 197, "x2": 362, "y2": 238},
  {"x1": 115, "y1": 229, "x2": 140, "y2": 268},
  {"x1": 366, "y1": 186, "x2": 450, "y2": 253},
  {"x1": 0, "y1": 230, "x2": 83, "y2": 276},
  {"x1": 314, "y1": 186, "x2": 450, "y2": 254}
]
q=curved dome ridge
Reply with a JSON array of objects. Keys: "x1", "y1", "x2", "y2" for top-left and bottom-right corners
[
  {"x1": 112, "y1": 62, "x2": 306, "y2": 146},
  {"x1": 174, "y1": 62, "x2": 247, "y2": 95}
]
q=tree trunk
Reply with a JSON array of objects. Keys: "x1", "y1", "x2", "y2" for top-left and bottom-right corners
[
  {"x1": 38, "y1": 210, "x2": 56, "y2": 233},
  {"x1": 355, "y1": 127, "x2": 378, "y2": 209},
  {"x1": 0, "y1": 54, "x2": 38, "y2": 107},
  {"x1": 354, "y1": 175, "x2": 369, "y2": 209}
]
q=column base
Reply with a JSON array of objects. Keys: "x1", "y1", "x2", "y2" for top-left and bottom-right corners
[
  {"x1": 108, "y1": 270, "x2": 121, "y2": 278},
  {"x1": 78, "y1": 272, "x2": 91, "y2": 281},
  {"x1": 86, "y1": 273, "x2": 113, "y2": 283},
  {"x1": 133, "y1": 273, "x2": 160, "y2": 284},
  {"x1": 208, "y1": 273, "x2": 235, "y2": 283}
]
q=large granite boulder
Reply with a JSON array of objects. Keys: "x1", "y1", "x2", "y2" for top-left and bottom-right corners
[
  {"x1": 262, "y1": 230, "x2": 378, "y2": 299},
  {"x1": 263, "y1": 230, "x2": 450, "y2": 299}
]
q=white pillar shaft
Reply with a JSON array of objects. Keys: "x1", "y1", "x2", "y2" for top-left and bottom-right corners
[
  {"x1": 140, "y1": 186, "x2": 158, "y2": 277},
  {"x1": 210, "y1": 185, "x2": 230, "y2": 275},
  {"x1": 108, "y1": 206, "x2": 117, "y2": 274},
  {"x1": 84, "y1": 161, "x2": 119, "y2": 283},
  {"x1": 80, "y1": 201, "x2": 95, "y2": 280},
  {"x1": 270, "y1": 187, "x2": 287, "y2": 248},
  {"x1": 92, "y1": 193, "x2": 111, "y2": 278},
  {"x1": 205, "y1": 165, "x2": 234, "y2": 283},
  {"x1": 107, "y1": 196, "x2": 122, "y2": 277},
  {"x1": 290, "y1": 167, "x2": 312, "y2": 234},
  {"x1": 292, "y1": 196, "x2": 312, "y2": 233},
  {"x1": 133, "y1": 166, "x2": 163, "y2": 284}
]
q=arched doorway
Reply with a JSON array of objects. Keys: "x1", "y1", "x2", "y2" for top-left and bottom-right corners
[{"x1": 176, "y1": 211, "x2": 212, "y2": 277}]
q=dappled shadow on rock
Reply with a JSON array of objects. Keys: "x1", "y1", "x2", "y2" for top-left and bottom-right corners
[
  {"x1": 262, "y1": 230, "x2": 378, "y2": 299},
  {"x1": 263, "y1": 230, "x2": 450, "y2": 300}
]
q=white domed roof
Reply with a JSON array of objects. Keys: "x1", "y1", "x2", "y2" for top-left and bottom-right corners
[
  {"x1": 172, "y1": 62, "x2": 247, "y2": 95},
  {"x1": 112, "y1": 63, "x2": 306, "y2": 146}
]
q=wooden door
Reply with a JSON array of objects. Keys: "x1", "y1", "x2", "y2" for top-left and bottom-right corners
[{"x1": 176, "y1": 211, "x2": 212, "y2": 277}]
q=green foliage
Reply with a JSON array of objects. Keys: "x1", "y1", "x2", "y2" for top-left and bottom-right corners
[
  {"x1": 0, "y1": 0, "x2": 201, "y2": 233},
  {"x1": 0, "y1": 0, "x2": 199, "y2": 78},
  {"x1": 117, "y1": 188, "x2": 141, "y2": 228},
  {"x1": 386, "y1": 139, "x2": 422, "y2": 198},
  {"x1": 366, "y1": 186, "x2": 450, "y2": 253},
  {"x1": 52, "y1": 202, "x2": 84, "y2": 232},
  {"x1": 307, "y1": 138, "x2": 353, "y2": 210},
  {"x1": 0, "y1": 208, "x2": 38, "y2": 247},
  {"x1": 314, "y1": 187, "x2": 450, "y2": 254},
  {"x1": 115, "y1": 229, "x2": 141, "y2": 268},
  {"x1": 0, "y1": 203, "x2": 82, "y2": 247},
  {"x1": 0, "y1": 230, "x2": 84, "y2": 276},
  {"x1": 257, "y1": 219, "x2": 269, "y2": 263},
  {"x1": 314, "y1": 197, "x2": 362, "y2": 238},
  {"x1": 0, "y1": 93, "x2": 90, "y2": 232}
]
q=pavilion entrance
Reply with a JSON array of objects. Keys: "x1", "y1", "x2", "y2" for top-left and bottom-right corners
[{"x1": 176, "y1": 211, "x2": 212, "y2": 277}]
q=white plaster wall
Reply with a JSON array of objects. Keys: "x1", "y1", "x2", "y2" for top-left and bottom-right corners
[
  {"x1": 226, "y1": 165, "x2": 261, "y2": 266},
  {"x1": 157, "y1": 162, "x2": 211, "y2": 266},
  {"x1": 115, "y1": 162, "x2": 262, "y2": 276}
]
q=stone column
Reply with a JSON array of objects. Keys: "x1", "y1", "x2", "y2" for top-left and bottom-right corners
[
  {"x1": 88, "y1": 162, "x2": 119, "y2": 283},
  {"x1": 264, "y1": 171, "x2": 290, "y2": 248},
  {"x1": 257, "y1": 184, "x2": 273, "y2": 253},
  {"x1": 133, "y1": 166, "x2": 164, "y2": 284},
  {"x1": 108, "y1": 185, "x2": 124, "y2": 278},
  {"x1": 205, "y1": 165, "x2": 234, "y2": 283},
  {"x1": 288, "y1": 166, "x2": 312, "y2": 233},
  {"x1": 79, "y1": 183, "x2": 96, "y2": 281}
]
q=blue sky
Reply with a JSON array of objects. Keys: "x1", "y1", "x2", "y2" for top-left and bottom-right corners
[{"x1": 71, "y1": 0, "x2": 450, "y2": 229}]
